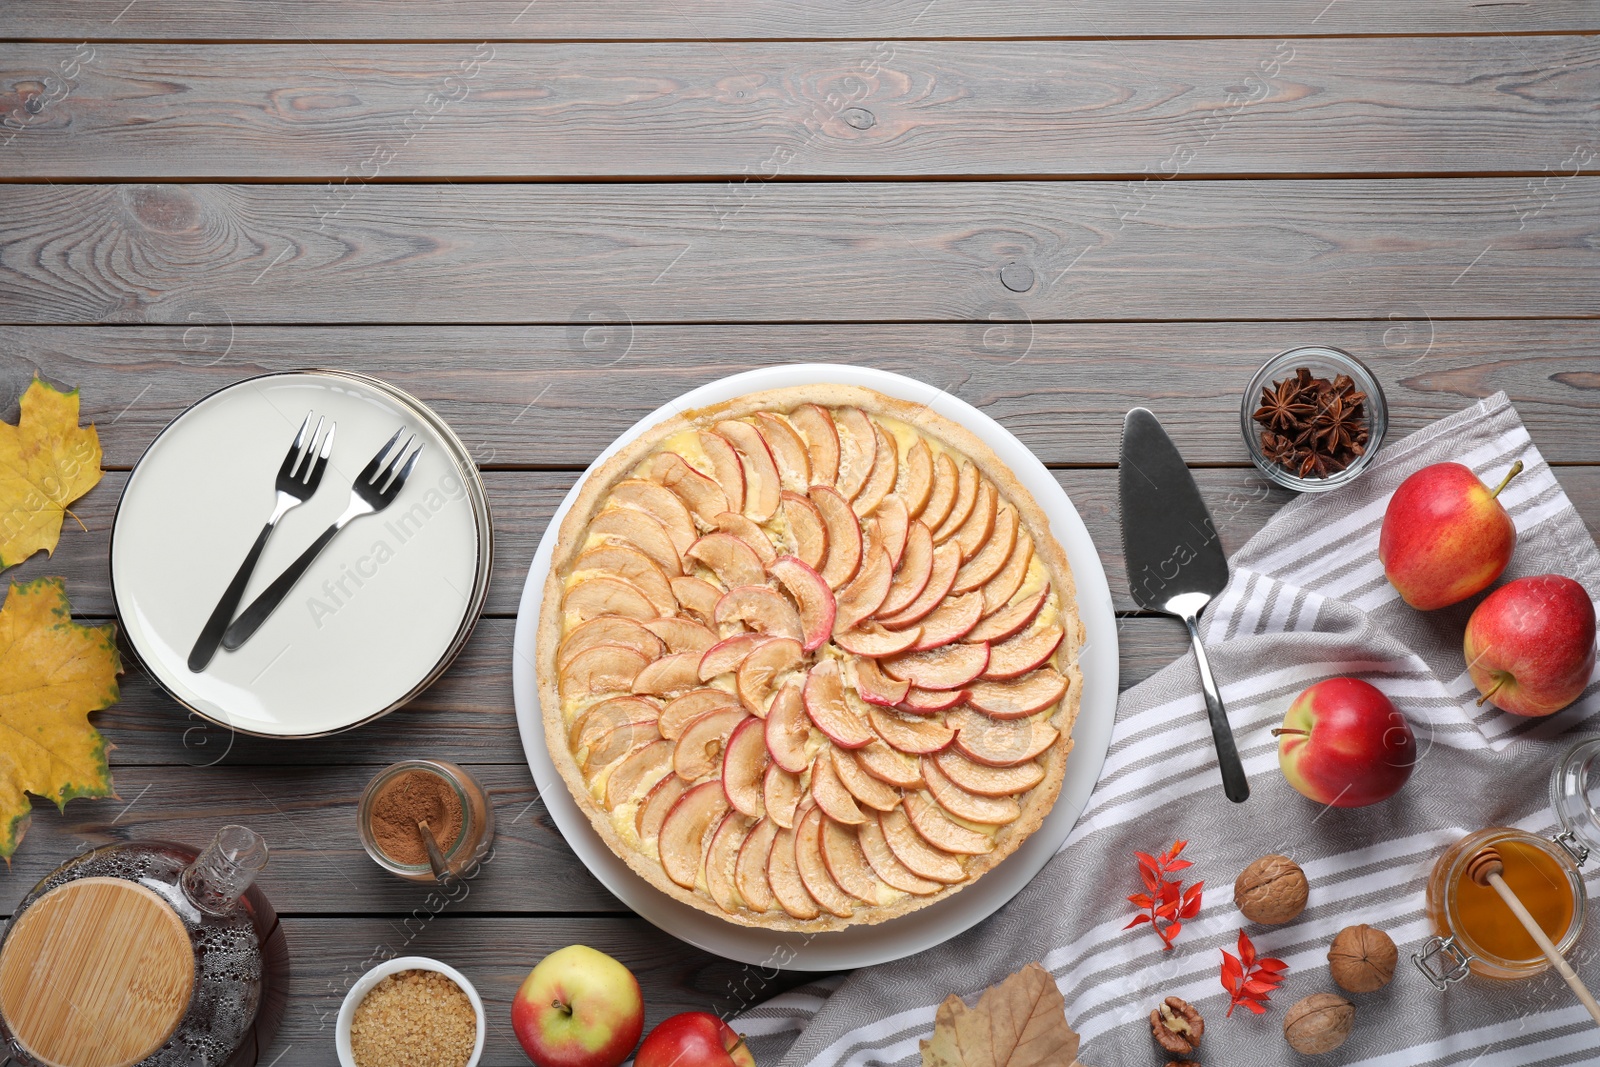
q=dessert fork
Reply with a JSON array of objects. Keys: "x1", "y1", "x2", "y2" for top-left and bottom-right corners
[
  {"x1": 188, "y1": 412, "x2": 334, "y2": 672},
  {"x1": 221, "y1": 428, "x2": 422, "y2": 651}
]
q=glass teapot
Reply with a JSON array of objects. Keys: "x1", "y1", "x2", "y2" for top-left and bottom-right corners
[{"x1": 0, "y1": 825, "x2": 290, "y2": 1067}]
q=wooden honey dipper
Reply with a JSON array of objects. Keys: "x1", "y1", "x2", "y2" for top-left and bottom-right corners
[{"x1": 1467, "y1": 846, "x2": 1600, "y2": 1028}]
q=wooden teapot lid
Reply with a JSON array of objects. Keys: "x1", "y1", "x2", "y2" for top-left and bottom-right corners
[{"x1": 0, "y1": 877, "x2": 195, "y2": 1067}]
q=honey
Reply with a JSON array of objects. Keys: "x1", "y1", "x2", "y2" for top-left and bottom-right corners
[{"x1": 1449, "y1": 837, "x2": 1576, "y2": 963}]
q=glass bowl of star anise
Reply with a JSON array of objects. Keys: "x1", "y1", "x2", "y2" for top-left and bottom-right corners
[{"x1": 1241, "y1": 346, "x2": 1387, "y2": 493}]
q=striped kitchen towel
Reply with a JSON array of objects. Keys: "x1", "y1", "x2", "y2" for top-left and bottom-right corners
[{"x1": 737, "y1": 391, "x2": 1600, "y2": 1067}]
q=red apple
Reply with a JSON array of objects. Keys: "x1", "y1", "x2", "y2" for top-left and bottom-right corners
[
  {"x1": 1378, "y1": 460, "x2": 1522, "y2": 610},
  {"x1": 1465, "y1": 574, "x2": 1597, "y2": 717},
  {"x1": 635, "y1": 1013, "x2": 755, "y2": 1067},
  {"x1": 1275, "y1": 678, "x2": 1416, "y2": 808},
  {"x1": 512, "y1": 945, "x2": 644, "y2": 1067}
]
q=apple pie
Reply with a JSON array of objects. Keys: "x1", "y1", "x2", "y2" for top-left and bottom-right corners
[{"x1": 537, "y1": 384, "x2": 1082, "y2": 930}]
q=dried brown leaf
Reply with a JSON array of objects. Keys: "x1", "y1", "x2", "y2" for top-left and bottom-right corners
[{"x1": 920, "y1": 962, "x2": 1091, "y2": 1067}]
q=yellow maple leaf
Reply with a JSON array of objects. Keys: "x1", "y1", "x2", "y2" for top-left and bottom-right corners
[
  {"x1": 0, "y1": 578, "x2": 120, "y2": 858},
  {"x1": 0, "y1": 378, "x2": 104, "y2": 571},
  {"x1": 922, "y1": 962, "x2": 1091, "y2": 1067}
]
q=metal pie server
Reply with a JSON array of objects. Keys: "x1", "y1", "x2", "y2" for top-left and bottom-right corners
[{"x1": 1119, "y1": 408, "x2": 1249, "y2": 803}]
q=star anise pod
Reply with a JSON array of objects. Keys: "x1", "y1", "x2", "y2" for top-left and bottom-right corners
[
  {"x1": 1253, "y1": 365, "x2": 1371, "y2": 480},
  {"x1": 1253, "y1": 377, "x2": 1316, "y2": 432}
]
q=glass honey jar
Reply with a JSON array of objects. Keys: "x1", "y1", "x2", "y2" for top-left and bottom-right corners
[{"x1": 1415, "y1": 739, "x2": 1600, "y2": 988}]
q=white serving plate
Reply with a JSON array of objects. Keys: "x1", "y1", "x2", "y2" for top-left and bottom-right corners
[
  {"x1": 111, "y1": 371, "x2": 491, "y2": 738},
  {"x1": 511, "y1": 364, "x2": 1117, "y2": 969}
]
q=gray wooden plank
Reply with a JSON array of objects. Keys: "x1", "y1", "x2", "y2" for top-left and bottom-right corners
[
  {"x1": 1, "y1": 0, "x2": 1593, "y2": 41},
  {"x1": 5, "y1": 38, "x2": 1596, "y2": 178},
  {"x1": 6, "y1": 321, "x2": 1598, "y2": 469},
  {"x1": 1, "y1": 180, "x2": 1595, "y2": 324}
]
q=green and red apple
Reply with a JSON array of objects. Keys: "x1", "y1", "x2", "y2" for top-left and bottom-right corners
[
  {"x1": 1378, "y1": 461, "x2": 1522, "y2": 610},
  {"x1": 635, "y1": 1013, "x2": 755, "y2": 1067},
  {"x1": 1466, "y1": 574, "x2": 1597, "y2": 716},
  {"x1": 1276, "y1": 677, "x2": 1417, "y2": 808},
  {"x1": 512, "y1": 945, "x2": 643, "y2": 1067}
]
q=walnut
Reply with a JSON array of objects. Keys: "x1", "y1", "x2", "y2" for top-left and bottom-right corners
[
  {"x1": 1149, "y1": 995, "x2": 1204, "y2": 1055},
  {"x1": 1234, "y1": 854, "x2": 1309, "y2": 924},
  {"x1": 1329, "y1": 923, "x2": 1397, "y2": 993},
  {"x1": 1284, "y1": 993, "x2": 1354, "y2": 1055}
]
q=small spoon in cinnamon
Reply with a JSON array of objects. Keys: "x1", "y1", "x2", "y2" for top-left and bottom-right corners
[{"x1": 417, "y1": 819, "x2": 454, "y2": 886}]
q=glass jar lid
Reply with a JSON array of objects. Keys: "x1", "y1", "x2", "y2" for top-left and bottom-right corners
[{"x1": 1549, "y1": 738, "x2": 1600, "y2": 863}]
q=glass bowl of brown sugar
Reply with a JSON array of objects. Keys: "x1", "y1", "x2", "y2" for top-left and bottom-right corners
[{"x1": 359, "y1": 760, "x2": 495, "y2": 882}]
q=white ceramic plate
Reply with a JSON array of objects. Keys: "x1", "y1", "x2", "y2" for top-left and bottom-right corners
[
  {"x1": 512, "y1": 365, "x2": 1117, "y2": 969},
  {"x1": 112, "y1": 371, "x2": 490, "y2": 737}
]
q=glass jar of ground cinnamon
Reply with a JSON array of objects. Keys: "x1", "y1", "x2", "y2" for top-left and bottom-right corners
[{"x1": 359, "y1": 761, "x2": 495, "y2": 883}]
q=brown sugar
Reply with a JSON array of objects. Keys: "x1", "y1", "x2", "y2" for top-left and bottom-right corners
[
  {"x1": 350, "y1": 968, "x2": 476, "y2": 1067},
  {"x1": 370, "y1": 770, "x2": 463, "y2": 867}
]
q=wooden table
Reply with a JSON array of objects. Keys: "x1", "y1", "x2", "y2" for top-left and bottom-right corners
[{"x1": 2, "y1": 3, "x2": 1597, "y2": 1063}]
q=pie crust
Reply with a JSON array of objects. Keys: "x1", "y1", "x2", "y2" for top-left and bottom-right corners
[{"x1": 537, "y1": 384, "x2": 1082, "y2": 930}]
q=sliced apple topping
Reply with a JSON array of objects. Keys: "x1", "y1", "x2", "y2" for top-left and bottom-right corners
[
  {"x1": 660, "y1": 781, "x2": 729, "y2": 888},
  {"x1": 609, "y1": 479, "x2": 696, "y2": 556},
  {"x1": 582, "y1": 720, "x2": 661, "y2": 775},
  {"x1": 711, "y1": 513, "x2": 776, "y2": 564},
  {"x1": 642, "y1": 616, "x2": 719, "y2": 654},
  {"x1": 755, "y1": 412, "x2": 812, "y2": 491},
  {"x1": 705, "y1": 811, "x2": 753, "y2": 914},
  {"x1": 858, "y1": 818, "x2": 944, "y2": 894},
  {"x1": 685, "y1": 532, "x2": 766, "y2": 589},
  {"x1": 630, "y1": 651, "x2": 705, "y2": 696},
  {"x1": 856, "y1": 740, "x2": 926, "y2": 789},
  {"x1": 762, "y1": 764, "x2": 802, "y2": 829},
  {"x1": 966, "y1": 586, "x2": 1046, "y2": 644},
  {"x1": 904, "y1": 792, "x2": 995, "y2": 854},
  {"x1": 832, "y1": 747, "x2": 903, "y2": 812},
  {"x1": 951, "y1": 709, "x2": 1060, "y2": 767},
  {"x1": 764, "y1": 680, "x2": 812, "y2": 773},
  {"x1": 920, "y1": 452, "x2": 960, "y2": 533},
  {"x1": 789, "y1": 403, "x2": 840, "y2": 485},
  {"x1": 779, "y1": 491, "x2": 829, "y2": 570},
  {"x1": 697, "y1": 431, "x2": 746, "y2": 515},
  {"x1": 795, "y1": 806, "x2": 855, "y2": 918},
  {"x1": 767, "y1": 556, "x2": 836, "y2": 652},
  {"x1": 921, "y1": 757, "x2": 1022, "y2": 825},
  {"x1": 952, "y1": 505, "x2": 1017, "y2": 593},
  {"x1": 850, "y1": 656, "x2": 911, "y2": 706},
  {"x1": 982, "y1": 625, "x2": 1064, "y2": 681},
  {"x1": 604, "y1": 738, "x2": 673, "y2": 810},
  {"x1": 803, "y1": 660, "x2": 875, "y2": 749},
  {"x1": 980, "y1": 533, "x2": 1034, "y2": 617},
  {"x1": 878, "y1": 808, "x2": 967, "y2": 884},
  {"x1": 660, "y1": 687, "x2": 741, "y2": 740},
  {"x1": 591, "y1": 507, "x2": 684, "y2": 577},
  {"x1": 715, "y1": 420, "x2": 782, "y2": 522},
  {"x1": 867, "y1": 706, "x2": 955, "y2": 754},
  {"x1": 933, "y1": 460, "x2": 979, "y2": 542},
  {"x1": 909, "y1": 591, "x2": 984, "y2": 652},
  {"x1": 877, "y1": 540, "x2": 961, "y2": 628},
  {"x1": 952, "y1": 480, "x2": 998, "y2": 562},
  {"x1": 821, "y1": 815, "x2": 892, "y2": 904},
  {"x1": 810, "y1": 485, "x2": 863, "y2": 590},
  {"x1": 722, "y1": 716, "x2": 769, "y2": 818},
  {"x1": 834, "y1": 546, "x2": 893, "y2": 634},
  {"x1": 636, "y1": 772, "x2": 690, "y2": 847},
  {"x1": 833, "y1": 407, "x2": 878, "y2": 501},
  {"x1": 833, "y1": 623, "x2": 921, "y2": 658},
  {"x1": 714, "y1": 585, "x2": 804, "y2": 643},
  {"x1": 966, "y1": 669, "x2": 1068, "y2": 719},
  {"x1": 571, "y1": 695, "x2": 660, "y2": 751},
  {"x1": 882, "y1": 641, "x2": 990, "y2": 691},
  {"x1": 852, "y1": 422, "x2": 899, "y2": 517},
  {"x1": 734, "y1": 817, "x2": 779, "y2": 911},
  {"x1": 574, "y1": 544, "x2": 677, "y2": 617},
  {"x1": 768, "y1": 825, "x2": 821, "y2": 919},
  {"x1": 878, "y1": 521, "x2": 934, "y2": 617},
  {"x1": 564, "y1": 576, "x2": 656, "y2": 622},
  {"x1": 896, "y1": 687, "x2": 968, "y2": 714},
  {"x1": 674, "y1": 707, "x2": 746, "y2": 781},
  {"x1": 649, "y1": 452, "x2": 729, "y2": 525},
  {"x1": 899, "y1": 439, "x2": 934, "y2": 519},
  {"x1": 933, "y1": 750, "x2": 1045, "y2": 797},
  {"x1": 736, "y1": 636, "x2": 804, "y2": 714},
  {"x1": 811, "y1": 749, "x2": 869, "y2": 825},
  {"x1": 559, "y1": 644, "x2": 651, "y2": 701},
  {"x1": 875, "y1": 495, "x2": 910, "y2": 570},
  {"x1": 559, "y1": 615, "x2": 665, "y2": 671},
  {"x1": 669, "y1": 576, "x2": 723, "y2": 623}
]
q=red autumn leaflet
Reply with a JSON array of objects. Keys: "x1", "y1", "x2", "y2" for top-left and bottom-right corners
[
  {"x1": 1124, "y1": 840, "x2": 1204, "y2": 951},
  {"x1": 1220, "y1": 929, "x2": 1288, "y2": 1017}
]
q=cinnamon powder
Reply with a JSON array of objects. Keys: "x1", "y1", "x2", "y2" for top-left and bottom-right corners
[{"x1": 370, "y1": 770, "x2": 463, "y2": 867}]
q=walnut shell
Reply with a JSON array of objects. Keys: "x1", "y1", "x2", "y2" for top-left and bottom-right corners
[
  {"x1": 1329, "y1": 923, "x2": 1397, "y2": 993},
  {"x1": 1283, "y1": 993, "x2": 1354, "y2": 1055},
  {"x1": 1234, "y1": 854, "x2": 1309, "y2": 924},
  {"x1": 1149, "y1": 996, "x2": 1204, "y2": 1055}
]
